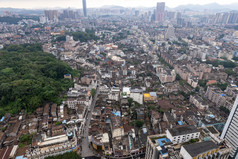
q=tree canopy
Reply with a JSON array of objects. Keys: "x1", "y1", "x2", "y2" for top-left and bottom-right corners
[
  {"x1": 205, "y1": 60, "x2": 236, "y2": 68},
  {"x1": 70, "y1": 29, "x2": 98, "y2": 42},
  {"x1": 0, "y1": 44, "x2": 80, "y2": 116},
  {"x1": 91, "y1": 88, "x2": 96, "y2": 98}
]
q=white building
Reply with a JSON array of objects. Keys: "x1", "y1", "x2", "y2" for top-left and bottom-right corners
[
  {"x1": 122, "y1": 87, "x2": 131, "y2": 97},
  {"x1": 108, "y1": 87, "x2": 120, "y2": 101},
  {"x1": 221, "y1": 95, "x2": 238, "y2": 158},
  {"x1": 166, "y1": 125, "x2": 200, "y2": 144},
  {"x1": 130, "y1": 88, "x2": 143, "y2": 105}
]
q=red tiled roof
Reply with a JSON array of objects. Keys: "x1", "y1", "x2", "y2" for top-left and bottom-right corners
[{"x1": 0, "y1": 146, "x2": 13, "y2": 159}]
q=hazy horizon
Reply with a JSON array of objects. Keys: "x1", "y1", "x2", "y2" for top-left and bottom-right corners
[{"x1": 0, "y1": 0, "x2": 238, "y2": 9}]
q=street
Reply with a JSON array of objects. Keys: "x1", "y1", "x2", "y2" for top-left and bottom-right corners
[{"x1": 81, "y1": 74, "x2": 101, "y2": 157}]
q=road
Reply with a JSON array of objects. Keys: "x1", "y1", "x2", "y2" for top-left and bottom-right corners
[{"x1": 81, "y1": 74, "x2": 101, "y2": 158}]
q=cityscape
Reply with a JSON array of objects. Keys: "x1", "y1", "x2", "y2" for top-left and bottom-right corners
[{"x1": 0, "y1": 0, "x2": 238, "y2": 159}]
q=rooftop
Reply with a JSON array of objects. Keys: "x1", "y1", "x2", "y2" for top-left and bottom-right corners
[
  {"x1": 183, "y1": 141, "x2": 219, "y2": 157},
  {"x1": 168, "y1": 125, "x2": 199, "y2": 136}
]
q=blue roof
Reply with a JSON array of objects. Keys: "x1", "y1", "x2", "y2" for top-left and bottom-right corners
[
  {"x1": 64, "y1": 74, "x2": 71, "y2": 76},
  {"x1": 221, "y1": 94, "x2": 226, "y2": 97},
  {"x1": 62, "y1": 120, "x2": 67, "y2": 124},
  {"x1": 178, "y1": 121, "x2": 183, "y2": 125},
  {"x1": 157, "y1": 138, "x2": 171, "y2": 147},
  {"x1": 0, "y1": 116, "x2": 5, "y2": 122},
  {"x1": 113, "y1": 111, "x2": 121, "y2": 117},
  {"x1": 150, "y1": 92, "x2": 157, "y2": 97},
  {"x1": 67, "y1": 132, "x2": 73, "y2": 136},
  {"x1": 208, "y1": 114, "x2": 215, "y2": 118},
  {"x1": 15, "y1": 156, "x2": 27, "y2": 159},
  {"x1": 160, "y1": 151, "x2": 168, "y2": 155},
  {"x1": 142, "y1": 128, "x2": 147, "y2": 134},
  {"x1": 106, "y1": 118, "x2": 111, "y2": 123}
]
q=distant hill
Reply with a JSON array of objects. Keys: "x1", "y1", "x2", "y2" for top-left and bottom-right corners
[
  {"x1": 173, "y1": 3, "x2": 238, "y2": 12},
  {"x1": 0, "y1": 8, "x2": 44, "y2": 15},
  {"x1": 101, "y1": 5, "x2": 125, "y2": 9}
]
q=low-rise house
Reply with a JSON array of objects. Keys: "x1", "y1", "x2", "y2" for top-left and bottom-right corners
[
  {"x1": 52, "y1": 125, "x2": 64, "y2": 136},
  {"x1": 136, "y1": 109, "x2": 144, "y2": 120},
  {"x1": 29, "y1": 118, "x2": 38, "y2": 134},
  {"x1": 205, "y1": 86, "x2": 227, "y2": 107},
  {"x1": 8, "y1": 122, "x2": 21, "y2": 137},
  {"x1": 190, "y1": 95, "x2": 209, "y2": 110},
  {"x1": 51, "y1": 104, "x2": 57, "y2": 121},
  {"x1": 151, "y1": 110, "x2": 160, "y2": 128},
  {"x1": 0, "y1": 132, "x2": 6, "y2": 148},
  {"x1": 144, "y1": 92, "x2": 157, "y2": 102},
  {"x1": 43, "y1": 104, "x2": 50, "y2": 116}
]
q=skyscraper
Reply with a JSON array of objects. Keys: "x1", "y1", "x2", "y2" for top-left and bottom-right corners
[
  {"x1": 44, "y1": 10, "x2": 58, "y2": 22},
  {"x1": 156, "y1": 2, "x2": 165, "y2": 23},
  {"x1": 221, "y1": 95, "x2": 238, "y2": 158},
  {"x1": 82, "y1": 0, "x2": 87, "y2": 17}
]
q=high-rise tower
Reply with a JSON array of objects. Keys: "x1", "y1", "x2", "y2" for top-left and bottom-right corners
[
  {"x1": 82, "y1": 0, "x2": 87, "y2": 17},
  {"x1": 156, "y1": 2, "x2": 165, "y2": 23},
  {"x1": 221, "y1": 95, "x2": 238, "y2": 158}
]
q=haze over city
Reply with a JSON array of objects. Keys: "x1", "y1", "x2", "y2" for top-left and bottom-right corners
[
  {"x1": 1, "y1": 0, "x2": 238, "y2": 159},
  {"x1": 0, "y1": 0, "x2": 238, "y2": 9}
]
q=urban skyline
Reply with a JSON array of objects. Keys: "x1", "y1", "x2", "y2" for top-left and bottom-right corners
[{"x1": 0, "y1": 0, "x2": 238, "y2": 9}]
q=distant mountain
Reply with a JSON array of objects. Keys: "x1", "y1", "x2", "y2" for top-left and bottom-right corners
[
  {"x1": 174, "y1": 3, "x2": 238, "y2": 12},
  {"x1": 0, "y1": 8, "x2": 44, "y2": 15},
  {"x1": 101, "y1": 5, "x2": 125, "y2": 9}
]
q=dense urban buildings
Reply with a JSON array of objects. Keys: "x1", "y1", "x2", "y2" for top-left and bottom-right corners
[{"x1": 0, "y1": 0, "x2": 238, "y2": 159}]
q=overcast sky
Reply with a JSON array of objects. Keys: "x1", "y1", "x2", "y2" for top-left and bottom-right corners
[{"x1": 0, "y1": 0, "x2": 238, "y2": 9}]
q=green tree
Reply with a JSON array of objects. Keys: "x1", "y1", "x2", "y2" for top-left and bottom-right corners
[
  {"x1": 128, "y1": 98, "x2": 133, "y2": 107},
  {"x1": 198, "y1": 80, "x2": 208, "y2": 87},
  {"x1": 225, "y1": 69, "x2": 236, "y2": 76},
  {"x1": 0, "y1": 44, "x2": 80, "y2": 114},
  {"x1": 195, "y1": 87, "x2": 200, "y2": 92},
  {"x1": 55, "y1": 35, "x2": 66, "y2": 42},
  {"x1": 220, "y1": 106, "x2": 230, "y2": 115},
  {"x1": 70, "y1": 30, "x2": 98, "y2": 42},
  {"x1": 134, "y1": 120, "x2": 144, "y2": 128},
  {"x1": 215, "y1": 83, "x2": 228, "y2": 91},
  {"x1": 91, "y1": 88, "x2": 96, "y2": 98},
  {"x1": 55, "y1": 121, "x2": 61, "y2": 125},
  {"x1": 19, "y1": 134, "x2": 32, "y2": 145}
]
